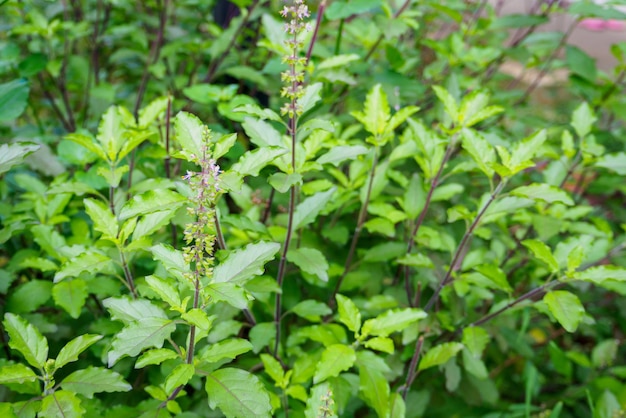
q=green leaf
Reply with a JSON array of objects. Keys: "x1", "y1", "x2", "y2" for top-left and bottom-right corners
[
  {"x1": 508, "y1": 130, "x2": 547, "y2": 173},
  {"x1": 175, "y1": 111, "x2": 205, "y2": 160},
  {"x1": 241, "y1": 118, "x2": 283, "y2": 147},
  {"x1": 96, "y1": 106, "x2": 125, "y2": 161},
  {"x1": 54, "y1": 252, "x2": 113, "y2": 282},
  {"x1": 61, "y1": 367, "x2": 132, "y2": 398},
  {"x1": 543, "y1": 291, "x2": 585, "y2": 333},
  {"x1": 351, "y1": 84, "x2": 390, "y2": 136},
  {"x1": 359, "y1": 367, "x2": 390, "y2": 418},
  {"x1": 0, "y1": 79, "x2": 29, "y2": 122},
  {"x1": 404, "y1": 174, "x2": 426, "y2": 219},
  {"x1": 325, "y1": 0, "x2": 381, "y2": 19},
  {"x1": 3, "y1": 313, "x2": 48, "y2": 369},
  {"x1": 0, "y1": 143, "x2": 40, "y2": 175},
  {"x1": 65, "y1": 133, "x2": 108, "y2": 161},
  {"x1": 298, "y1": 82, "x2": 323, "y2": 115},
  {"x1": 145, "y1": 275, "x2": 181, "y2": 308},
  {"x1": 461, "y1": 129, "x2": 495, "y2": 177},
  {"x1": 108, "y1": 318, "x2": 176, "y2": 366},
  {"x1": 314, "y1": 344, "x2": 356, "y2": 383},
  {"x1": 40, "y1": 390, "x2": 85, "y2": 418},
  {"x1": 316, "y1": 145, "x2": 368, "y2": 166},
  {"x1": 231, "y1": 146, "x2": 287, "y2": 177},
  {"x1": 576, "y1": 266, "x2": 626, "y2": 284},
  {"x1": 118, "y1": 189, "x2": 186, "y2": 221},
  {"x1": 462, "y1": 326, "x2": 490, "y2": 357},
  {"x1": 364, "y1": 337, "x2": 394, "y2": 354},
  {"x1": 205, "y1": 368, "x2": 272, "y2": 418},
  {"x1": 511, "y1": 183, "x2": 574, "y2": 206},
  {"x1": 260, "y1": 353, "x2": 285, "y2": 385},
  {"x1": 164, "y1": 364, "x2": 195, "y2": 394},
  {"x1": 138, "y1": 96, "x2": 168, "y2": 128},
  {"x1": 432, "y1": 85, "x2": 459, "y2": 121},
  {"x1": 52, "y1": 279, "x2": 88, "y2": 319},
  {"x1": 473, "y1": 264, "x2": 513, "y2": 293},
  {"x1": 6, "y1": 279, "x2": 52, "y2": 313},
  {"x1": 205, "y1": 282, "x2": 251, "y2": 309},
  {"x1": 522, "y1": 239, "x2": 559, "y2": 272},
  {"x1": 287, "y1": 248, "x2": 329, "y2": 282},
  {"x1": 592, "y1": 339, "x2": 618, "y2": 368},
  {"x1": 571, "y1": 102, "x2": 596, "y2": 138},
  {"x1": 213, "y1": 241, "x2": 280, "y2": 284},
  {"x1": 268, "y1": 172, "x2": 302, "y2": 193},
  {"x1": 55, "y1": 334, "x2": 103, "y2": 370},
  {"x1": 566, "y1": 46, "x2": 597, "y2": 82},
  {"x1": 388, "y1": 106, "x2": 421, "y2": 132},
  {"x1": 150, "y1": 243, "x2": 189, "y2": 281},
  {"x1": 361, "y1": 308, "x2": 427, "y2": 338},
  {"x1": 200, "y1": 338, "x2": 253, "y2": 363},
  {"x1": 458, "y1": 90, "x2": 490, "y2": 126},
  {"x1": 419, "y1": 342, "x2": 464, "y2": 371},
  {"x1": 462, "y1": 348, "x2": 488, "y2": 379},
  {"x1": 0, "y1": 364, "x2": 37, "y2": 385},
  {"x1": 291, "y1": 300, "x2": 332, "y2": 322},
  {"x1": 103, "y1": 296, "x2": 168, "y2": 323},
  {"x1": 596, "y1": 152, "x2": 626, "y2": 175},
  {"x1": 293, "y1": 187, "x2": 336, "y2": 230},
  {"x1": 336, "y1": 294, "x2": 361, "y2": 334},
  {"x1": 136, "y1": 348, "x2": 179, "y2": 368},
  {"x1": 491, "y1": 13, "x2": 548, "y2": 28}
]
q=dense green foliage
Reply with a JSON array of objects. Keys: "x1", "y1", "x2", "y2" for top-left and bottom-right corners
[{"x1": 2, "y1": 0, "x2": 626, "y2": 416}]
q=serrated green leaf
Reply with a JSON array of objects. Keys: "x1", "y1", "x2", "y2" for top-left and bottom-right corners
[
  {"x1": 432, "y1": 85, "x2": 458, "y2": 121},
  {"x1": 260, "y1": 354, "x2": 285, "y2": 385},
  {"x1": 596, "y1": 152, "x2": 626, "y2": 175},
  {"x1": 231, "y1": 147, "x2": 287, "y2": 177},
  {"x1": 103, "y1": 297, "x2": 168, "y2": 323},
  {"x1": 293, "y1": 187, "x2": 336, "y2": 229},
  {"x1": 54, "y1": 252, "x2": 113, "y2": 282},
  {"x1": 298, "y1": 82, "x2": 323, "y2": 115},
  {"x1": 241, "y1": 118, "x2": 283, "y2": 147},
  {"x1": 458, "y1": 90, "x2": 490, "y2": 126},
  {"x1": 576, "y1": 265, "x2": 626, "y2": 284},
  {"x1": 314, "y1": 344, "x2": 356, "y2": 383},
  {"x1": 544, "y1": 291, "x2": 585, "y2": 333},
  {"x1": 361, "y1": 308, "x2": 427, "y2": 338},
  {"x1": 145, "y1": 275, "x2": 181, "y2": 308},
  {"x1": 364, "y1": 337, "x2": 394, "y2": 354},
  {"x1": 40, "y1": 390, "x2": 85, "y2": 418},
  {"x1": 508, "y1": 130, "x2": 547, "y2": 173},
  {"x1": 65, "y1": 133, "x2": 108, "y2": 161},
  {"x1": 61, "y1": 367, "x2": 131, "y2": 398},
  {"x1": 52, "y1": 279, "x2": 88, "y2": 319},
  {"x1": 213, "y1": 241, "x2": 280, "y2": 284},
  {"x1": 108, "y1": 318, "x2": 176, "y2": 366},
  {"x1": 175, "y1": 111, "x2": 205, "y2": 160},
  {"x1": 522, "y1": 239, "x2": 559, "y2": 272},
  {"x1": 287, "y1": 248, "x2": 329, "y2": 282},
  {"x1": 359, "y1": 367, "x2": 390, "y2": 418},
  {"x1": 316, "y1": 145, "x2": 368, "y2": 167},
  {"x1": 419, "y1": 342, "x2": 464, "y2": 371},
  {"x1": 55, "y1": 334, "x2": 103, "y2": 370},
  {"x1": 511, "y1": 183, "x2": 574, "y2": 205},
  {"x1": 200, "y1": 338, "x2": 253, "y2": 364},
  {"x1": 0, "y1": 364, "x2": 37, "y2": 385},
  {"x1": 205, "y1": 282, "x2": 251, "y2": 309},
  {"x1": 571, "y1": 102, "x2": 596, "y2": 138},
  {"x1": 205, "y1": 368, "x2": 272, "y2": 418},
  {"x1": 150, "y1": 243, "x2": 189, "y2": 281},
  {"x1": 138, "y1": 96, "x2": 168, "y2": 128},
  {"x1": 268, "y1": 172, "x2": 302, "y2": 193},
  {"x1": 462, "y1": 326, "x2": 490, "y2": 357},
  {"x1": 97, "y1": 106, "x2": 125, "y2": 161},
  {"x1": 0, "y1": 143, "x2": 40, "y2": 175},
  {"x1": 318, "y1": 54, "x2": 360, "y2": 70},
  {"x1": 461, "y1": 129, "x2": 495, "y2": 177},
  {"x1": 3, "y1": 313, "x2": 48, "y2": 369},
  {"x1": 396, "y1": 253, "x2": 434, "y2": 268},
  {"x1": 181, "y1": 308, "x2": 214, "y2": 331},
  {"x1": 472, "y1": 264, "x2": 513, "y2": 293},
  {"x1": 118, "y1": 189, "x2": 186, "y2": 221},
  {"x1": 336, "y1": 294, "x2": 361, "y2": 334},
  {"x1": 136, "y1": 348, "x2": 179, "y2": 368},
  {"x1": 164, "y1": 364, "x2": 195, "y2": 395},
  {"x1": 351, "y1": 84, "x2": 390, "y2": 136}
]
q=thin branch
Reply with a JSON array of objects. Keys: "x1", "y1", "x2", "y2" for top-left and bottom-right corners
[
  {"x1": 401, "y1": 335, "x2": 424, "y2": 399},
  {"x1": 424, "y1": 181, "x2": 506, "y2": 311}
]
